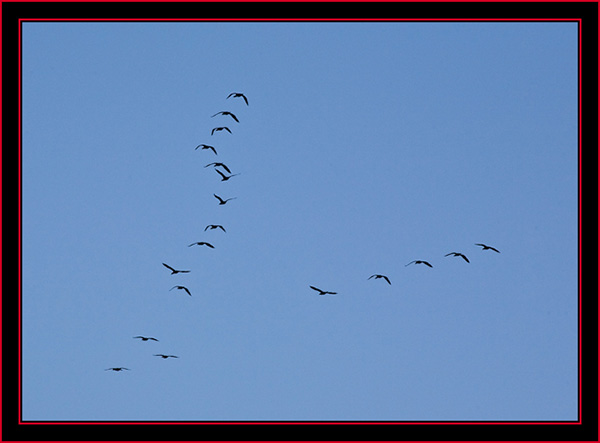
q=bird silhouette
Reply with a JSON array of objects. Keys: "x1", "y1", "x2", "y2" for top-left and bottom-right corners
[
  {"x1": 195, "y1": 144, "x2": 218, "y2": 155},
  {"x1": 226, "y1": 92, "x2": 249, "y2": 105},
  {"x1": 162, "y1": 263, "x2": 191, "y2": 274},
  {"x1": 215, "y1": 169, "x2": 240, "y2": 182},
  {"x1": 105, "y1": 367, "x2": 130, "y2": 371},
  {"x1": 405, "y1": 260, "x2": 433, "y2": 268},
  {"x1": 211, "y1": 111, "x2": 239, "y2": 122},
  {"x1": 204, "y1": 162, "x2": 231, "y2": 174},
  {"x1": 309, "y1": 285, "x2": 337, "y2": 295},
  {"x1": 204, "y1": 224, "x2": 226, "y2": 232},
  {"x1": 475, "y1": 243, "x2": 500, "y2": 253},
  {"x1": 214, "y1": 194, "x2": 237, "y2": 205},
  {"x1": 368, "y1": 274, "x2": 391, "y2": 285},
  {"x1": 211, "y1": 127, "x2": 232, "y2": 135},
  {"x1": 170, "y1": 285, "x2": 192, "y2": 296},
  {"x1": 133, "y1": 336, "x2": 159, "y2": 342},
  {"x1": 188, "y1": 241, "x2": 214, "y2": 248},
  {"x1": 154, "y1": 354, "x2": 179, "y2": 359},
  {"x1": 444, "y1": 252, "x2": 470, "y2": 263}
]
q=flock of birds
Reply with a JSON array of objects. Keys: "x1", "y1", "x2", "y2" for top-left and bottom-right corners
[
  {"x1": 105, "y1": 92, "x2": 249, "y2": 373},
  {"x1": 105, "y1": 92, "x2": 502, "y2": 372}
]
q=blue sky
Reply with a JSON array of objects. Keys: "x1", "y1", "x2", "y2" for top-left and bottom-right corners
[{"x1": 21, "y1": 20, "x2": 578, "y2": 421}]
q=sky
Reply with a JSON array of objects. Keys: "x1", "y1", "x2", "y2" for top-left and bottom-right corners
[{"x1": 20, "y1": 20, "x2": 579, "y2": 422}]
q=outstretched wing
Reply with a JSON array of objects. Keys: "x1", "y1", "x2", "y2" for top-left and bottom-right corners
[
  {"x1": 217, "y1": 225, "x2": 226, "y2": 232},
  {"x1": 215, "y1": 169, "x2": 227, "y2": 179},
  {"x1": 460, "y1": 254, "x2": 470, "y2": 263},
  {"x1": 241, "y1": 94, "x2": 249, "y2": 105},
  {"x1": 383, "y1": 276, "x2": 391, "y2": 285},
  {"x1": 214, "y1": 194, "x2": 225, "y2": 203},
  {"x1": 182, "y1": 287, "x2": 192, "y2": 296},
  {"x1": 309, "y1": 285, "x2": 322, "y2": 293},
  {"x1": 405, "y1": 261, "x2": 416, "y2": 267},
  {"x1": 224, "y1": 127, "x2": 232, "y2": 133},
  {"x1": 162, "y1": 263, "x2": 176, "y2": 272},
  {"x1": 423, "y1": 261, "x2": 433, "y2": 267}
]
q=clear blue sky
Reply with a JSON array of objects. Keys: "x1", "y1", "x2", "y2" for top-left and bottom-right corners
[{"x1": 21, "y1": 21, "x2": 579, "y2": 422}]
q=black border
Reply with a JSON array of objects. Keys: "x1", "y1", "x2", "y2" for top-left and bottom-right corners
[{"x1": 5, "y1": 1, "x2": 598, "y2": 442}]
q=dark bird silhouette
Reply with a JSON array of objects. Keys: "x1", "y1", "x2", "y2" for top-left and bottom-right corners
[
  {"x1": 188, "y1": 241, "x2": 215, "y2": 248},
  {"x1": 309, "y1": 285, "x2": 337, "y2": 295},
  {"x1": 195, "y1": 144, "x2": 217, "y2": 155},
  {"x1": 227, "y1": 92, "x2": 249, "y2": 105},
  {"x1": 154, "y1": 354, "x2": 179, "y2": 359},
  {"x1": 162, "y1": 263, "x2": 191, "y2": 274},
  {"x1": 444, "y1": 252, "x2": 470, "y2": 263},
  {"x1": 205, "y1": 224, "x2": 226, "y2": 232},
  {"x1": 105, "y1": 367, "x2": 130, "y2": 371},
  {"x1": 214, "y1": 194, "x2": 237, "y2": 205},
  {"x1": 211, "y1": 127, "x2": 232, "y2": 135},
  {"x1": 215, "y1": 169, "x2": 240, "y2": 182},
  {"x1": 211, "y1": 111, "x2": 239, "y2": 122},
  {"x1": 405, "y1": 260, "x2": 433, "y2": 268},
  {"x1": 204, "y1": 162, "x2": 231, "y2": 174},
  {"x1": 170, "y1": 285, "x2": 192, "y2": 296},
  {"x1": 368, "y1": 274, "x2": 391, "y2": 285},
  {"x1": 133, "y1": 336, "x2": 159, "y2": 342},
  {"x1": 475, "y1": 243, "x2": 500, "y2": 253}
]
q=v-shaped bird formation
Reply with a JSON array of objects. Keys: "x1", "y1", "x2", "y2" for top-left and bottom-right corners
[{"x1": 106, "y1": 90, "x2": 502, "y2": 373}]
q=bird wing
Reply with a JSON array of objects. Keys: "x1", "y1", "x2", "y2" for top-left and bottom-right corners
[
  {"x1": 241, "y1": 94, "x2": 249, "y2": 105},
  {"x1": 405, "y1": 261, "x2": 416, "y2": 266},
  {"x1": 205, "y1": 243, "x2": 215, "y2": 248},
  {"x1": 475, "y1": 243, "x2": 486, "y2": 248},
  {"x1": 490, "y1": 247, "x2": 500, "y2": 253},
  {"x1": 383, "y1": 276, "x2": 391, "y2": 285},
  {"x1": 215, "y1": 169, "x2": 227, "y2": 179},
  {"x1": 327, "y1": 291, "x2": 338, "y2": 295},
  {"x1": 230, "y1": 113, "x2": 239, "y2": 122},
  {"x1": 149, "y1": 337, "x2": 159, "y2": 341},
  {"x1": 218, "y1": 225, "x2": 226, "y2": 232},
  {"x1": 227, "y1": 93, "x2": 235, "y2": 99},
  {"x1": 424, "y1": 262, "x2": 433, "y2": 267},
  {"x1": 309, "y1": 285, "x2": 322, "y2": 292},
  {"x1": 182, "y1": 287, "x2": 191, "y2": 296},
  {"x1": 220, "y1": 164, "x2": 231, "y2": 173},
  {"x1": 208, "y1": 146, "x2": 217, "y2": 155},
  {"x1": 368, "y1": 275, "x2": 376, "y2": 280},
  {"x1": 133, "y1": 336, "x2": 144, "y2": 339},
  {"x1": 204, "y1": 163, "x2": 215, "y2": 168},
  {"x1": 461, "y1": 254, "x2": 470, "y2": 263},
  {"x1": 188, "y1": 243, "x2": 198, "y2": 247},
  {"x1": 444, "y1": 253, "x2": 454, "y2": 257},
  {"x1": 204, "y1": 225, "x2": 210, "y2": 231},
  {"x1": 162, "y1": 263, "x2": 176, "y2": 272},
  {"x1": 211, "y1": 128, "x2": 216, "y2": 135},
  {"x1": 211, "y1": 112, "x2": 221, "y2": 117},
  {"x1": 195, "y1": 144, "x2": 204, "y2": 150},
  {"x1": 224, "y1": 127, "x2": 232, "y2": 133},
  {"x1": 214, "y1": 194, "x2": 224, "y2": 203}
]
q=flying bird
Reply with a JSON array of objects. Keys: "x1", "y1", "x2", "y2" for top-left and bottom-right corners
[
  {"x1": 211, "y1": 111, "x2": 239, "y2": 122},
  {"x1": 368, "y1": 274, "x2": 391, "y2": 285},
  {"x1": 188, "y1": 241, "x2": 215, "y2": 248},
  {"x1": 170, "y1": 285, "x2": 192, "y2": 296},
  {"x1": 133, "y1": 336, "x2": 159, "y2": 342},
  {"x1": 162, "y1": 263, "x2": 191, "y2": 274},
  {"x1": 405, "y1": 260, "x2": 433, "y2": 268},
  {"x1": 154, "y1": 354, "x2": 179, "y2": 359},
  {"x1": 204, "y1": 162, "x2": 231, "y2": 174},
  {"x1": 214, "y1": 194, "x2": 237, "y2": 205},
  {"x1": 475, "y1": 243, "x2": 501, "y2": 253},
  {"x1": 309, "y1": 285, "x2": 337, "y2": 295},
  {"x1": 215, "y1": 169, "x2": 241, "y2": 182},
  {"x1": 195, "y1": 144, "x2": 217, "y2": 155},
  {"x1": 211, "y1": 127, "x2": 232, "y2": 135},
  {"x1": 105, "y1": 367, "x2": 130, "y2": 371},
  {"x1": 226, "y1": 92, "x2": 249, "y2": 105},
  {"x1": 205, "y1": 224, "x2": 226, "y2": 232},
  {"x1": 444, "y1": 252, "x2": 470, "y2": 263}
]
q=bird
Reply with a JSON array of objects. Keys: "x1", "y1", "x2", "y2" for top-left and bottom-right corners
[
  {"x1": 211, "y1": 111, "x2": 239, "y2": 122},
  {"x1": 204, "y1": 224, "x2": 226, "y2": 232},
  {"x1": 133, "y1": 336, "x2": 159, "y2": 342},
  {"x1": 211, "y1": 127, "x2": 232, "y2": 135},
  {"x1": 405, "y1": 260, "x2": 433, "y2": 268},
  {"x1": 195, "y1": 144, "x2": 217, "y2": 155},
  {"x1": 105, "y1": 367, "x2": 130, "y2": 371},
  {"x1": 170, "y1": 285, "x2": 192, "y2": 296},
  {"x1": 214, "y1": 194, "x2": 237, "y2": 205},
  {"x1": 309, "y1": 285, "x2": 337, "y2": 295},
  {"x1": 188, "y1": 241, "x2": 215, "y2": 248},
  {"x1": 444, "y1": 252, "x2": 470, "y2": 263},
  {"x1": 154, "y1": 354, "x2": 179, "y2": 359},
  {"x1": 226, "y1": 92, "x2": 249, "y2": 105},
  {"x1": 204, "y1": 162, "x2": 231, "y2": 174},
  {"x1": 368, "y1": 274, "x2": 391, "y2": 285},
  {"x1": 162, "y1": 263, "x2": 191, "y2": 274},
  {"x1": 215, "y1": 169, "x2": 240, "y2": 182},
  {"x1": 475, "y1": 243, "x2": 500, "y2": 253}
]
